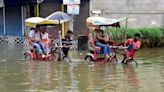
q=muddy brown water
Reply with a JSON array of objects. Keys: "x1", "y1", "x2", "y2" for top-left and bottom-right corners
[{"x1": 0, "y1": 44, "x2": 163, "y2": 92}]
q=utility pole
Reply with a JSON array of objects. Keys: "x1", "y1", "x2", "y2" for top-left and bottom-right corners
[{"x1": 36, "y1": 0, "x2": 44, "y2": 17}]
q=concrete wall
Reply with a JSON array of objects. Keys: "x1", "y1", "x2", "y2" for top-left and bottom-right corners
[
  {"x1": 90, "y1": 0, "x2": 164, "y2": 27},
  {"x1": 0, "y1": 0, "x2": 89, "y2": 37},
  {"x1": 39, "y1": 0, "x2": 61, "y2": 17},
  {"x1": 39, "y1": 0, "x2": 90, "y2": 38},
  {"x1": 73, "y1": 0, "x2": 90, "y2": 37}
]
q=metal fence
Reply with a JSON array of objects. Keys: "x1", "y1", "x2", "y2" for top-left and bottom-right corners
[{"x1": 0, "y1": 36, "x2": 78, "y2": 50}]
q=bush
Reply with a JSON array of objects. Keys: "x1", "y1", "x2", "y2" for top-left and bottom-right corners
[{"x1": 105, "y1": 27, "x2": 164, "y2": 48}]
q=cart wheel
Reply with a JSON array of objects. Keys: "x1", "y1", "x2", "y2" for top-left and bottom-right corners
[
  {"x1": 85, "y1": 56, "x2": 94, "y2": 63},
  {"x1": 24, "y1": 53, "x2": 33, "y2": 61}
]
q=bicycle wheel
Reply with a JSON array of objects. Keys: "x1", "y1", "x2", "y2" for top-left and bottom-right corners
[
  {"x1": 51, "y1": 52, "x2": 60, "y2": 62},
  {"x1": 50, "y1": 47, "x2": 60, "y2": 62},
  {"x1": 109, "y1": 54, "x2": 118, "y2": 63},
  {"x1": 125, "y1": 58, "x2": 138, "y2": 66},
  {"x1": 108, "y1": 57, "x2": 117, "y2": 63}
]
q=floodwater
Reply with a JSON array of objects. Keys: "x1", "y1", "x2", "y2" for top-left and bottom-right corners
[{"x1": 0, "y1": 44, "x2": 164, "y2": 92}]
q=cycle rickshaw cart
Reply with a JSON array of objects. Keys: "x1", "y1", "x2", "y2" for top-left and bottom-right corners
[
  {"x1": 85, "y1": 16, "x2": 129, "y2": 63},
  {"x1": 24, "y1": 14, "x2": 72, "y2": 63}
]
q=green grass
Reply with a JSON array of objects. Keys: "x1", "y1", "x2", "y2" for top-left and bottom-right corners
[{"x1": 105, "y1": 27, "x2": 164, "y2": 47}]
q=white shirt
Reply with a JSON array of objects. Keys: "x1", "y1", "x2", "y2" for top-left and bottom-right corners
[
  {"x1": 29, "y1": 30, "x2": 41, "y2": 41},
  {"x1": 42, "y1": 33, "x2": 49, "y2": 40}
]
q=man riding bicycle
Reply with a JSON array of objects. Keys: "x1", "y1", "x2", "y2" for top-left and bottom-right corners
[{"x1": 121, "y1": 33, "x2": 141, "y2": 64}]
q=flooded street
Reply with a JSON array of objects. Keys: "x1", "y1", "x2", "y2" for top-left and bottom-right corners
[{"x1": 0, "y1": 44, "x2": 164, "y2": 92}]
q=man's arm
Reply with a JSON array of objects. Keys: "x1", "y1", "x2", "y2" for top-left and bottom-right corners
[
  {"x1": 29, "y1": 31, "x2": 35, "y2": 42},
  {"x1": 96, "y1": 32, "x2": 105, "y2": 41},
  {"x1": 118, "y1": 39, "x2": 130, "y2": 46}
]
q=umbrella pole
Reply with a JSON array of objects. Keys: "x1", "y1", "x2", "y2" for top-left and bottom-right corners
[
  {"x1": 72, "y1": 15, "x2": 74, "y2": 32},
  {"x1": 124, "y1": 17, "x2": 128, "y2": 47},
  {"x1": 36, "y1": 3, "x2": 39, "y2": 17},
  {"x1": 58, "y1": 20, "x2": 63, "y2": 61},
  {"x1": 61, "y1": 4, "x2": 65, "y2": 38},
  {"x1": 58, "y1": 20, "x2": 62, "y2": 46},
  {"x1": 115, "y1": 23, "x2": 117, "y2": 44}
]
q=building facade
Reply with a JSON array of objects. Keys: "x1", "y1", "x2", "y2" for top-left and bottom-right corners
[
  {"x1": 1, "y1": 0, "x2": 164, "y2": 37},
  {"x1": 90, "y1": 0, "x2": 164, "y2": 27},
  {"x1": 0, "y1": 0, "x2": 37, "y2": 36},
  {"x1": 0, "y1": 0, "x2": 90, "y2": 38}
]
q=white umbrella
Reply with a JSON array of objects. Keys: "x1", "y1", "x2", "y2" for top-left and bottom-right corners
[
  {"x1": 45, "y1": 11, "x2": 72, "y2": 24},
  {"x1": 86, "y1": 16, "x2": 119, "y2": 26},
  {"x1": 25, "y1": 17, "x2": 45, "y2": 27},
  {"x1": 46, "y1": 11, "x2": 72, "y2": 47},
  {"x1": 25, "y1": 17, "x2": 58, "y2": 27}
]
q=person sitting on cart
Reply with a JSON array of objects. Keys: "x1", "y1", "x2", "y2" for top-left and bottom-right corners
[
  {"x1": 29, "y1": 25, "x2": 46, "y2": 58},
  {"x1": 41, "y1": 26, "x2": 50, "y2": 57},
  {"x1": 121, "y1": 33, "x2": 141, "y2": 64},
  {"x1": 62, "y1": 30, "x2": 74, "y2": 57},
  {"x1": 93, "y1": 26, "x2": 112, "y2": 59}
]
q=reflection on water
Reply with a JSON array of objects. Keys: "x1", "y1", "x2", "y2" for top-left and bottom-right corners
[{"x1": 0, "y1": 44, "x2": 164, "y2": 92}]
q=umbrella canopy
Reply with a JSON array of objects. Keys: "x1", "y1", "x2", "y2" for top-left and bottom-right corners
[
  {"x1": 86, "y1": 16, "x2": 120, "y2": 26},
  {"x1": 45, "y1": 11, "x2": 72, "y2": 24},
  {"x1": 25, "y1": 17, "x2": 45, "y2": 27},
  {"x1": 25, "y1": 17, "x2": 58, "y2": 27}
]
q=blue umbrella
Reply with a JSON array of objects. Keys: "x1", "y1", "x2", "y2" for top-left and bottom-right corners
[{"x1": 45, "y1": 11, "x2": 72, "y2": 24}]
